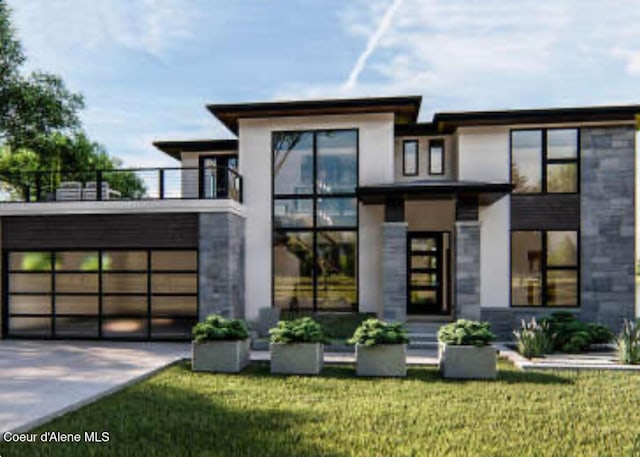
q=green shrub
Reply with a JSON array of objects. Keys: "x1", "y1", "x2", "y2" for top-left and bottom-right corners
[
  {"x1": 269, "y1": 317, "x2": 328, "y2": 344},
  {"x1": 513, "y1": 318, "x2": 553, "y2": 359},
  {"x1": 617, "y1": 319, "x2": 640, "y2": 365},
  {"x1": 538, "y1": 312, "x2": 614, "y2": 353},
  {"x1": 192, "y1": 315, "x2": 249, "y2": 343},
  {"x1": 437, "y1": 319, "x2": 496, "y2": 347},
  {"x1": 586, "y1": 323, "x2": 614, "y2": 345},
  {"x1": 347, "y1": 318, "x2": 409, "y2": 347},
  {"x1": 280, "y1": 312, "x2": 375, "y2": 340}
]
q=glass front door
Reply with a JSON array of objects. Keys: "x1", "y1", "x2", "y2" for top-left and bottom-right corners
[{"x1": 407, "y1": 232, "x2": 448, "y2": 315}]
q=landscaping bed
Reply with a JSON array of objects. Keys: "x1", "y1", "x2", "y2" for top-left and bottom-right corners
[{"x1": 1, "y1": 361, "x2": 640, "y2": 456}]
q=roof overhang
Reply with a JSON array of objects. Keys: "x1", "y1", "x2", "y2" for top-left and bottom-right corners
[
  {"x1": 433, "y1": 105, "x2": 640, "y2": 131},
  {"x1": 357, "y1": 180, "x2": 513, "y2": 205},
  {"x1": 207, "y1": 96, "x2": 422, "y2": 134},
  {"x1": 153, "y1": 139, "x2": 238, "y2": 160}
]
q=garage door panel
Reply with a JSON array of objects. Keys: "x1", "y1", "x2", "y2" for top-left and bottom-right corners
[
  {"x1": 8, "y1": 295, "x2": 51, "y2": 314},
  {"x1": 55, "y1": 273, "x2": 99, "y2": 293},
  {"x1": 6, "y1": 249, "x2": 198, "y2": 340},
  {"x1": 9, "y1": 273, "x2": 51, "y2": 293}
]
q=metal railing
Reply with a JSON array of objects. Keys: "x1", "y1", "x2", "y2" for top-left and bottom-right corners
[{"x1": 0, "y1": 166, "x2": 242, "y2": 203}]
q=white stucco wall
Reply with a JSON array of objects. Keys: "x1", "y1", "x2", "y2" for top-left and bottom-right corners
[
  {"x1": 359, "y1": 204, "x2": 384, "y2": 314},
  {"x1": 239, "y1": 113, "x2": 395, "y2": 321},
  {"x1": 479, "y1": 196, "x2": 510, "y2": 309},
  {"x1": 457, "y1": 127, "x2": 510, "y2": 182},
  {"x1": 458, "y1": 126, "x2": 511, "y2": 309}
]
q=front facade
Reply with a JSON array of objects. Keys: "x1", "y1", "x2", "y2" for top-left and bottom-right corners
[{"x1": 0, "y1": 96, "x2": 636, "y2": 340}]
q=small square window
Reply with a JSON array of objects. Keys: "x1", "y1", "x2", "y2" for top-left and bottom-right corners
[
  {"x1": 429, "y1": 140, "x2": 444, "y2": 175},
  {"x1": 402, "y1": 140, "x2": 418, "y2": 176}
]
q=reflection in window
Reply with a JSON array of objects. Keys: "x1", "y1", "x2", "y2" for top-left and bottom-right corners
[
  {"x1": 511, "y1": 230, "x2": 579, "y2": 307},
  {"x1": 316, "y1": 231, "x2": 357, "y2": 310},
  {"x1": 511, "y1": 231, "x2": 542, "y2": 306},
  {"x1": 273, "y1": 132, "x2": 314, "y2": 195},
  {"x1": 272, "y1": 129, "x2": 358, "y2": 312},
  {"x1": 511, "y1": 130, "x2": 542, "y2": 193},
  {"x1": 429, "y1": 140, "x2": 444, "y2": 175},
  {"x1": 273, "y1": 231, "x2": 314, "y2": 311},
  {"x1": 403, "y1": 140, "x2": 418, "y2": 176},
  {"x1": 317, "y1": 130, "x2": 358, "y2": 194},
  {"x1": 511, "y1": 128, "x2": 579, "y2": 193}
]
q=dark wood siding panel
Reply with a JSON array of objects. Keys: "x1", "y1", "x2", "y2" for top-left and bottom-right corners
[
  {"x1": 456, "y1": 195, "x2": 479, "y2": 221},
  {"x1": 2, "y1": 214, "x2": 198, "y2": 249},
  {"x1": 511, "y1": 195, "x2": 580, "y2": 230}
]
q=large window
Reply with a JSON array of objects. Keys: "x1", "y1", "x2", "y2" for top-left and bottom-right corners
[
  {"x1": 6, "y1": 249, "x2": 198, "y2": 339},
  {"x1": 511, "y1": 128, "x2": 579, "y2": 194},
  {"x1": 273, "y1": 129, "x2": 358, "y2": 312},
  {"x1": 511, "y1": 231, "x2": 578, "y2": 307}
]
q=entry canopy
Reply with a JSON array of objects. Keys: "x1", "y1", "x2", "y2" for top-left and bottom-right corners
[{"x1": 357, "y1": 180, "x2": 513, "y2": 205}]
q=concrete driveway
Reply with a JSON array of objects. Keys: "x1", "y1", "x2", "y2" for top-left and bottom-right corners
[{"x1": 0, "y1": 340, "x2": 189, "y2": 434}]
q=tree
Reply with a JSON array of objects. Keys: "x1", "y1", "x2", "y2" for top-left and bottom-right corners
[{"x1": 0, "y1": 2, "x2": 145, "y2": 200}]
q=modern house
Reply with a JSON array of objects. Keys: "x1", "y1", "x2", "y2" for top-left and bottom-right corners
[{"x1": 0, "y1": 95, "x2": 636, "y2": 340}]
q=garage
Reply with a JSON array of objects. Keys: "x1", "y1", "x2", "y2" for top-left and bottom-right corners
[{"x1": 4, "y1": 249, "x2": 198, "y2": 340}]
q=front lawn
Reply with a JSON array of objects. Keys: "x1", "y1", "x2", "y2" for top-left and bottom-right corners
[{"x1": 2, "y1": 361, "x2": 640, "y2": 456}]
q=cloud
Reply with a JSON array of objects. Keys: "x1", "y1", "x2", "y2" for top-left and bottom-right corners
[
  {"x1": 343, "y1": 0, "x2": 404, "y2": 91},
  {"x1": 278, "y1": 0, "x2": 640, "y2": 114},
  {"x1": 7, "y1": 0, "x2": 196, "y2": 66}
]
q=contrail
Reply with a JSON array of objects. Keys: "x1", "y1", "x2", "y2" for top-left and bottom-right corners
[{"x1": 343, "y1": 0, "x2": 404, "y2": 91}]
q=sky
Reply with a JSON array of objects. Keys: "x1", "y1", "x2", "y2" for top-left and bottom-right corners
[{"x1": 5, "y1": 0, "x2": 640, "y2": 168}]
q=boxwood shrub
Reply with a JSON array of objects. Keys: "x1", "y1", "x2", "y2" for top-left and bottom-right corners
[
  {"x1": 538, "y1": 312, "x2": 614, "y2": 353},
  {"x1": 269, "y1": 317, "x2": 328, "y2": 344},
  {"x1": 192, "y1": 315, "x2": 249, "y2": 343},
  {"x1": 438, "y1": 319, "x2": 496, "y2": 347},
  {"x1": 347, "y1": 318, "x2": 409, "y2": 346}
]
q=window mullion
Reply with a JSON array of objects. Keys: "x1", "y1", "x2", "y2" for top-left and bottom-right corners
[{"x1": 541, "y1": 231, "x2": 547, "y2": 307}]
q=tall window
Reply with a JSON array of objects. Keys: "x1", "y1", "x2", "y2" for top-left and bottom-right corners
[
  {"x1": 429, "y1": 140, "x2": 444, "y2": 175},
  {"x1": 511, "y1": 128, "x2": 579, "y2": 193},
  {"x1": 511, "y1": 231, "x2": 579, "y2": 307},
  {"x1": 402, "y1": 140, "x2": 418, "y2": 176},
  {"x1": 272, "y1": 129, "x2": 358, "y2": 312}
]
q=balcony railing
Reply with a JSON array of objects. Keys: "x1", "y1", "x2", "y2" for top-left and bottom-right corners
[{"x1": 0, "y1": 166, "x2": 242, "y2": 203}]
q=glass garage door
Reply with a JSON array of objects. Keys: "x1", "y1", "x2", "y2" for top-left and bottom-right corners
[{"x1": 5, "y1": 249, "x2": 198, "y2": 340}]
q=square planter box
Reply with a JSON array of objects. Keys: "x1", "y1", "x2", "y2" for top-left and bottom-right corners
[
  {"x1": 438, "y1": 344, "x2": 497, "y2": 380},
  {"x1": 356, "y1": 344, "x2": 407, "y2": 377},
  {"x1": 192, "y1": 339, "x2": 250, "y2": 373},
  {"x1": 270, "y1": 342, "x2": 323, "y2": 375}
]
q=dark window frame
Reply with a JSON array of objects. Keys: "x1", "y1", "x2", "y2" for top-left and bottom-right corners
[
  {"x1": 198, "y1": 154, "x2": 239, "y2": 199},
  {"x1": 428, "y1": 139, "x2": 445, "y2": 175},
  {"x1": 2, "y1": 248, "x2": 199, "y2": 340},
  {"x1": 510, "y1": 127, "x2": 580, "y2": 195},
  {"x1": 510, "y1": 229, "x2": 580, "y2": 308},
  {"x1": 402, "y1": 139, "x2": 419, "y2": 177},
  {"x1": 271, "y1": 128, "x2": 359, "y2": 313}
]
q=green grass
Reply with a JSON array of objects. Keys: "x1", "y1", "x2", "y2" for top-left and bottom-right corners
[{"x1": 2, "y1": 361, "x2": 640, "y2": 456}]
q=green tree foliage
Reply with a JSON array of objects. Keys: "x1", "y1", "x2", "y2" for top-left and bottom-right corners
[{"x1": 0, "y1": 2, "x2": 144, "y2": 198}]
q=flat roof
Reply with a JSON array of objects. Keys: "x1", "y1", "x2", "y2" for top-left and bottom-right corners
[
  {"x1": 153, "y1": 139, "x2": 238, "y2": 160},
  {"x1": 358, "y1": 180, "x2": 513, "y2": 205},
  {"x1": 207, "y1": 96, "x2": 422, "y2": 134},
  {"x1": 433, "y1": 104, "x2": 640, "y2": 129}
]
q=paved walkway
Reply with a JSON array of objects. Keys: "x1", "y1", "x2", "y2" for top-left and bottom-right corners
[{"x1": 0, "y1": 341, "x2": 189, "y2": 434}]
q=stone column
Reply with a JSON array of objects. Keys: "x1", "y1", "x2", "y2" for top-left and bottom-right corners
[
  {"x1": 382, "y1": 222, "x2": 407, "y2": 322},
  {"x1": 198, "y1": 212, "x2": 245, "y2": 320},
  {"x1": 455, "y1": 221, "x2": 481, "y2": 320},
  {"x1": 580, "y1": 126, "x2": 635, "y2": 329}
]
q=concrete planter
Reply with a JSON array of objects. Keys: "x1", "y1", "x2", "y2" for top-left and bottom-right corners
[
  {"x1": 270, "y1": 342, "x2": 323, "y2": 375},
  {"x1": 438, "y1": 343, "x2": 497, "y2": 380},
  {"x1": 356, "y1": 344, "x2": 407, "y2": 377},
  {"x1": 192, "y1": 339, "x2": 250, "y2": 373}
]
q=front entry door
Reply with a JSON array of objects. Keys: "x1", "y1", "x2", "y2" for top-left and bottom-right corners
[{"x1": 407, "y1": 232, "x2": 447, "y2": 315}]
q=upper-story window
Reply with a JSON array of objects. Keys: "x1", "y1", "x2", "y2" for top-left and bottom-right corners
[
  {"x1": 402, "y1": 140, "x2": 419, "y2": 176},
  {"x1": 511, "y1": 128, "x2": 579, "y2": 194},
  {"x1": 429, "y1": 140, "x2": 444, "y2": 175}
]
